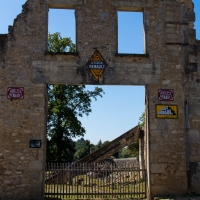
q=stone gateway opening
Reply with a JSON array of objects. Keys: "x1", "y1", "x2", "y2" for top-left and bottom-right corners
[{"x1": 45, "y1": 84, "x2": 146, "y2": 199}]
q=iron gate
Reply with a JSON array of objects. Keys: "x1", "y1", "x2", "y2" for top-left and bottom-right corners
[{"x1": 45, "y1": 162, "x2": 147, "y2": 199}]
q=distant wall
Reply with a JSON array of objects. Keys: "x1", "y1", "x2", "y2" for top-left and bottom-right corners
[{"x1": 113, "y1": 158, "x2": 139, "y2": 169}]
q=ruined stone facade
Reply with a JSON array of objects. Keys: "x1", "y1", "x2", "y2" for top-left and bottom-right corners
[{"x1": 0, "y1": 0, "x2": 200, "y2": 199}]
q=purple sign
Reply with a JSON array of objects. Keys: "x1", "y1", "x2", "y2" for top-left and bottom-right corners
[
  {"x1": 158, "y1": 89, "x2": 174, "y2": 101},
  {"x1": 7, "y1": 87, "x2": 24, "y2": 100}
]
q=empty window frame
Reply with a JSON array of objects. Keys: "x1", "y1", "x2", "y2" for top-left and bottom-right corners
[
  {"x1": 48, "y1": 8, "x2": 76, "y2": 52},
  {"x1": 118, "y1": 11, "x2": 145, "y2": 54}
]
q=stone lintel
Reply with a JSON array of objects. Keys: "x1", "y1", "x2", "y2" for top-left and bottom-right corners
[
  {"x1": 41, "y1": 0, "x2": 149, "y2": 10},
  {"x1": 111, "y1": 0, "x2": 149, "y2": 10},
  {"x1": 41, "y1": 0, "x2": 82, "y2": 8},
  {"x1": 32, "y1": 60, "x2": 160, "y2": 85}
]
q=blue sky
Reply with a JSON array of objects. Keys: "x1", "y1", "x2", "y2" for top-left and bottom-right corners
[{"x1": 0, "y1": 0, "x2": 200, "y2": 145}]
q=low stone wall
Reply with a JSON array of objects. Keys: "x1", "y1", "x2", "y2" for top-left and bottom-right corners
[{"x1": 113, "y1": 158, "x2": 139, "y2": 169}]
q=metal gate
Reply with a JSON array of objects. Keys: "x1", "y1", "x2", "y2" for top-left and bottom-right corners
[{"x1": 45, "y1": 162, "x2": 147, "y2": 199}]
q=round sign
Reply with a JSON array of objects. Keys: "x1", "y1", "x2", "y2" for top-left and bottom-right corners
[{"x1": 7, "y1": 87, "x2": 24, "y2": 99}]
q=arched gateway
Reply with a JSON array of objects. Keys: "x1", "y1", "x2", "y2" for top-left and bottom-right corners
[{"x1": 0, "y1": 0, "x2": 200, "y2": 199}]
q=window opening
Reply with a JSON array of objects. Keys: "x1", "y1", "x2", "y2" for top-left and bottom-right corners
[
  {"x1": 48, "y1": 8, "x2": 76, "y2": 52},
  {"x1": 118, "y1": 11, "x2": 144, "y2": 54}
]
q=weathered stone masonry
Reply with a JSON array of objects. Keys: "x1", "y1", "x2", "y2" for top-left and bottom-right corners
[{"x1": 0, "y1": 0, "x2": 200, "y2": 199}]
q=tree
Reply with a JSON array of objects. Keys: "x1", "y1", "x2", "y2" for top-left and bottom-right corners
[
  {"x1": 74, "y1": 138, "x2": 93, "y2": 161},
  {"x1": 48, "y1": 32, "x2": 75, "y2": 53},
  {"x1": 75, "y1": 137, "x2": 85, "y2": 151},
  {"x1": 46, "y1": 33, "x2": 104, "y2": 161},
  {"x1": 102, "y1": 140, "x2": 110, "y2": 147},
  {"x1": 92, "y1": 139, "x2": 105, "y2": 151},
  {"x1": 138, "y1": 111, "x2": 145, "y2": 128},
  {"x1": 96, "y1": 140, "x2": 103, "y2": 150},
  {"x1": 119, "y1": 142, "x2": 139, "y2": 158}
]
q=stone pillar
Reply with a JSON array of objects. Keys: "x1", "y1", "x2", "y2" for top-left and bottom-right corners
[{"x1": 139, "y1": 135, "x2": 145, "y2": 180}]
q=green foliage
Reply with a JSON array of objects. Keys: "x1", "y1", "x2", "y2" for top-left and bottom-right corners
[
  {"x1": 47, "y1": 85, "x2": 104, "y2": 161},
  {"x1": 102, "y1": 140, "x2": 110, "y2": 147},
  {"x1": 74, "y1": 138, "x2": 93, "y2": 161},
  {"x1": 92, "y1": 140, "x2": 110, "y2": 151},
  {"x1": 75, "y1": 137, "x2": 85, "y2": 151},
  {"x1": 138, "y1": 111, "x2": 145, "y2": 128},
  {"x1": 119, "y1": 141, "x2": 139, "y2": 158},
  {"x1": 95, "y1": 139, "x2": 103, "y2": 150},
  {"x1": 48, "y1": 32, "x2": 75, "y2": 52}
]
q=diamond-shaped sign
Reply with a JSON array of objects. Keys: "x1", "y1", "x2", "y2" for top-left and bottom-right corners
[{"x1": 86, "y1": 50, "x2": 108, "y2": 80}]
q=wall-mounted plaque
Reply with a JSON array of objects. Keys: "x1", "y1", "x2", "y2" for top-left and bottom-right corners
[
  {"x1": 158, "y1": 89, "x2": 174, "y2": 101},
  {"x1": 30, "y1": 140, "x2": 42, "y2": 148},
  {"x1": 156, "y1": 104, "x2": 178, "y2": 119},
  {"x1": 86, "y1": 50, "x2": 108, "y2": 80},
  {"x1": 7, "y1": 87, "x2": 24, "y2": 99}
]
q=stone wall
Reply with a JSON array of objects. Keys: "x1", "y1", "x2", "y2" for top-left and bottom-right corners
[
  {"x1": 0, "y1": 1, "x2": 47, "y2": 199},
  {"x1": 187, "y1": 40, "x2": 200, "y2": 163},
  {"x1": 0, "y1": 0, "x2": 199, "y2": 199},
  {"x1": 146, "y1": 0, "x2": 194, "y2": 196},
  {"x1": 184, "y1": 39, "x2": 200, "y2": 191}
]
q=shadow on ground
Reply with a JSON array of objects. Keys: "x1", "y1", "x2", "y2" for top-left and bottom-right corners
[{"x1": 155, "y1": 193, "x2": 200, "y2": 200}]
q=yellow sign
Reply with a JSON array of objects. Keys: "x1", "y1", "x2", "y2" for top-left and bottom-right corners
[
  {"x1": 156, "y1": 105, "x2": 178, "y2": 119},
  {"x1": 86, "y1": 50, "x2": 108, "y2": 80}
]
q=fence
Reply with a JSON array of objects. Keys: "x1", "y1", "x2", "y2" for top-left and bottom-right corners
[{"x1": 45, "y1": 162, "x2": 147, "y2": 199}]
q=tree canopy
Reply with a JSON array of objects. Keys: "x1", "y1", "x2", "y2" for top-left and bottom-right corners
[
  {"x1": 74, "y1": 138, "x2": 94, "y2": 161},
  {"x1": 138, "y1": 111, "x2": 145, "y2": 128},
  {"x1": 48, "y1": 32, "x2": 75, "y2": 53}
]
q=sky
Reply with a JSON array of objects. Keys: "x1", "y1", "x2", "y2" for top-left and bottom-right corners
[{"x1": 0, "y1": 0, "x2": 200, "y2": 145}]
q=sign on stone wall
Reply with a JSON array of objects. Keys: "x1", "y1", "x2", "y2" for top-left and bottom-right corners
[
  {"x1": 156, "y1": 105, "x2": 178, "y2": 119},
  {"x1": 86, "y1": 50, "x2": 108, "y2": 80},
  {"x1": 30, "y1": 140, "x2": 42, "y2": 148},
  {"x1": 7, "y1": 87, "x2": 24, "y2": 100},
  {"x1": 158, "y1": 89, "x2": 174, "y2": 101}
]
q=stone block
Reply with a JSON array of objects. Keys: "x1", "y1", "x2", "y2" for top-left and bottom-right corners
[
  {"x1": 151, "y1": 164, "x2": 166, "y2": 173},
  {"x1": 189, "y1": 129, "x2": 200, "y2": 143},
  {"x1": 189, "y1": 54, "x2": 197, "y2": 63},
  {"x1": 29, "y1": 161, "x2": 43, "y2": 171}
]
